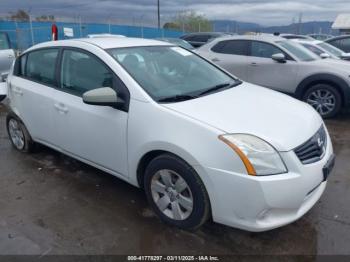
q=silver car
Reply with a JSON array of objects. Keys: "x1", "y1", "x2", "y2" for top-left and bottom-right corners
[
  {"x1": 0, "y1": 32, "x2": 15, "y2": 78},
  {"x1": 197, "y1": 35, "x2": 350, "y2": 118},
  {"x1": 293, "y1": 39, "x2": 350, "y2": 61}
]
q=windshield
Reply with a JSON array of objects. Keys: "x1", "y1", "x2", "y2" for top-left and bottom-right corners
[
  {"x1": 301, "y1": 43, "x2": 324, "y2": 56},
  {"x1": 0, "y1": 33, "x2": 10, "y2": 50},
  {"x1": 108, "y1": 46, "x2": 239, "y2": 102},
  {"x1": 318, "y1": 42, "x2": 343, "y2": 57},
  {"x1": 277, "y1": 41, "x2": 319, "y2": 61}
]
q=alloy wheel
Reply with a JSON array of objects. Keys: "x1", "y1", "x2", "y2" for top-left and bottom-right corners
[
  {"x1": 8, "y1": 119, "x2": 25, "y2": 150},
  {"x1": 306, "y1": 89, "x2": 336, "y2": 116},
  {"x1": 151, "y1": 169, "x2": 194, "y2": 221}
]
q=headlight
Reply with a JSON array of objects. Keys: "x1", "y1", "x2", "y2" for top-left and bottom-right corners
[{"x1": 219, "y1": 134, "x2": 287, "y2": 176}]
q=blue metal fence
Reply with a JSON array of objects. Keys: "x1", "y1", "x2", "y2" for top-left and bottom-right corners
[{"x1": 0, "y1": 20, "x2": 184, "y2": 51}]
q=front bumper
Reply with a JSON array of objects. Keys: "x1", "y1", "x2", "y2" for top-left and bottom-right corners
[{"x1": 203, "y1": 131, "x2": 334, "y2": 232}]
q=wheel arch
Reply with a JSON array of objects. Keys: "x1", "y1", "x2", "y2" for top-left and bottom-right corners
[
  {"x1": 136, "y1": 147, "x2": 205, "y2": 189},
  {"x1": 295, "y1": 74, "x2": 349, "y2": 107}
]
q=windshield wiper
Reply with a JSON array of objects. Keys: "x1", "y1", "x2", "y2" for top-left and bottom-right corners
[
  {"x1": 157, "y1": 94, "x2": 198, "y2": 103},
  {"x1": 197, "y1": 81, "x2": 239, "y2": 97}
]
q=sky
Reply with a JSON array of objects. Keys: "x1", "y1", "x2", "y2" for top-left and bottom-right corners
[{"x1": 0, "y1": 0, "x2": 349, "y2": 26}]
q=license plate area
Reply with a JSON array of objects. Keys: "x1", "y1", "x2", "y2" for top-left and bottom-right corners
[{"x1": 323, "y1": 154, "x2": 335, "y2": 181}]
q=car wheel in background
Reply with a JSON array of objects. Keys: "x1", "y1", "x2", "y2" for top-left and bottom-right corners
[
  {"x1": 303, "y1": 84, "x2": 342, "y2": 118},
  {"x1": 144, "y1": 154, "x2": 210, "y2": 230},
  {"x1": 6, "y1": 114, "x2": 34, "y2": 152}
]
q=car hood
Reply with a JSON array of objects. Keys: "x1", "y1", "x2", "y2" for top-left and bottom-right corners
[
  {"x1": 162, "y1": 83, "x2": 323, "y2": 152},
  {"x1": 311, "y1": 57, "x2": 350, "y2": 68}
]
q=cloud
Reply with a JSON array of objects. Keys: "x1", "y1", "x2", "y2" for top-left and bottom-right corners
[{"x1": 0, "y1": 0, "x2": 348, "y2": 26}]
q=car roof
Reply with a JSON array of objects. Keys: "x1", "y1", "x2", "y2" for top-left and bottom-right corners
[
  {"x1": 326, "y1": 35, "x2": 350, "y2": 42},
  {"x1": 212, "y1": 34, "x2": 285, "y2": 43},
  {"x1": 182, "y1": 32, "x2": 229, "y2": 36},
  {"x1": 26, "y1": 37, "x2": 172, "y2": 52},
  {"x1": 292, "y1": 39, "x2": 323, "y2": 45}
]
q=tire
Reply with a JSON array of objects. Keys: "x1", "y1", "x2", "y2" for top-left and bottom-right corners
[
  {"x1": 144, "y1": 154, "x2": 210, "y2": 230},
  {"x1": 302, "y1": 84, "x2": 342, "y2": 119},
  {"x1": 6, "y1": 114, "x2": 34, "y2": 153}
]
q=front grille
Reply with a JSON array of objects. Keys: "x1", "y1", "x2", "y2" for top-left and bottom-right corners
[{"x1": 294, "y1": 126, "x2": 327, "y2": 164}]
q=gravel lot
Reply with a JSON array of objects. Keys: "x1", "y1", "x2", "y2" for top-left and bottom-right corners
[{"x1": 0, "y1": 103, "x2": 350, "y2": 257}]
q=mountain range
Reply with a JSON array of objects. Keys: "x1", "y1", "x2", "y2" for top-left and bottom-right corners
[{"x1": 212, "y1": 20, "x2": 336, "y2": 35}]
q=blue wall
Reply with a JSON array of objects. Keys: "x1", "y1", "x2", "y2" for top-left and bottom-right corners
[{"x1": 0, "y1": 21, "x2": 184, "y2": 50}]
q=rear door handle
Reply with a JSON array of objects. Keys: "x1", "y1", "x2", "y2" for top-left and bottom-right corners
[
  {"x1": 212, "y1": 58, "x2": 220, "y2": 62},
  {"x1": 250, "y1": 62, "x2": 258, "y2": 66},
  {"x1": 54, "y1": 103, "x2": 69, "y2": 114}
]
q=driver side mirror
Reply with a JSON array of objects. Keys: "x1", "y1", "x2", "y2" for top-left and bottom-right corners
[
  {"x1": 272, "y1": 53, "x2": 286, "y2": 63},
  {"x1": 83, "y1": 87, "x2": 119, "y2": 107},
  {"x1": 320, "y1": 53, "x2": 330, "y2": 59}
]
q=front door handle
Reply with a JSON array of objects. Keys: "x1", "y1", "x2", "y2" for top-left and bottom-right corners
[
  {"x1": 250, "y1": 62, "x2": 258, "y2": 66},
  {"x1": 54, "y1": 103, "x2": 69, "y2": 114},
  {"x1": 212, "y1": 58, "x2": 221, "y2": 62}
]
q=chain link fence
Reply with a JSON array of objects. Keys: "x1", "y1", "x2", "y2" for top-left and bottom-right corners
[{"x1": 0, "y1": 16, "x2": 185, "y2": 52}]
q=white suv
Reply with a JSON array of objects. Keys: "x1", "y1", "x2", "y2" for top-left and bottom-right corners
[
  {"x1": 0, "y1": 38, "x2": 335, "y2": 232},
  {"x1": 197, "y1": 35, "x2": 350, "y2": 118}
]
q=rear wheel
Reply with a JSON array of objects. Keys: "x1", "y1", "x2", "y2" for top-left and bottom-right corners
[
  {"x1": 303, "y1": 84, "x2": 342, "y2": 118},
  {"x1": 6, "y1": 115, "x2": 34, "y2": 152},
  {"x1": 144, "y1": 154, "x2": 210, "y2": 230}
]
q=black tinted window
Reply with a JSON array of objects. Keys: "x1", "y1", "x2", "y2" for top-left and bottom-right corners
[
  {"x1": 211, "y1": 40, "x2": 249, "y2": 55},
  {"x1": 26, "y1": 49, "x2": 59, "y2": 85},
  {"x1": 251, "y1": 41, "x2": 281, "y2": 58},
  {"x1": 186, "y1": 35, "x2": 211, "y2": 42},
  {"x1": 331, "y1": 38, "x2": 350, "y2": 52},
  {"x1": 61, "y1": 50, "x2": 113, "y2": 95}
]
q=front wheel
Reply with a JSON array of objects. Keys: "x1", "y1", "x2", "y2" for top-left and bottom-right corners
[
  {"x1": 144, "y1": 154, "x2": 210, "y2": 230},
  {"x1": 303, "y1": 84, "x2": 342, "y2": 118}
]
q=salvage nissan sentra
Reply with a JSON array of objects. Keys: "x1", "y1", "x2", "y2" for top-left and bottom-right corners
[{"x1": 0, "y1": 37, "x2": 335, "y2": 231}]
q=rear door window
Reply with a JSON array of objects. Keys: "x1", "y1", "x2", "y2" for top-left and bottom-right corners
[
  {"x1": 25, "y1": 49, "x2": 59, "y2": 86},
  {"x1": 211, "y1": 40, "x2": 249, "y2": 56}
]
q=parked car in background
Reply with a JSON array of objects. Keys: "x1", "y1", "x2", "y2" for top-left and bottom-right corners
[
  {"x1": 0, "y1": 32, "x2": 15, "y2": 78},
  {"x1": 0, "y1": 37, "x2": 334, "y2": 232},
  {"x1": 197, "y1": 35, "x2": 350, "y2": 118},
  {"x1": 293, "y1": 39, "x2": 350, "y2": 60},
  {"x1": 308, "y1": 34, "x2": 333, "y2": 41},
  {"x1": 326, "y1": 35, "x2": 350, "y2": 53},
  {"x1": 87, "y1": 34, "x2": 126, "y2": 38},
  {"x1": 180, "y1": 32, "x2": 230, "y2": 48},
  {"x1": 280, "y1": 34, "x2": 313, "y2": 40},
  {"x1": 155, "y1": 37, "x2": 194, "y2": 50}
]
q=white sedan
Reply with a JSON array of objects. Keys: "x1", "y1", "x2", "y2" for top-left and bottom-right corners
[{"x1": 0, "y1": 37, "x2": 335, "y2": 232}]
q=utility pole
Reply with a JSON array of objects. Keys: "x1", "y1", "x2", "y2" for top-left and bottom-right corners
[
  {"x1": 29, "y1": 14, "x2": 34, "y2": 46},
  {"x1": 157, "y1": 0, "x2": 160, "y2": 29},
  {"x1": 297, "y1": 12, "x2": 303, "y2": 35}
]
